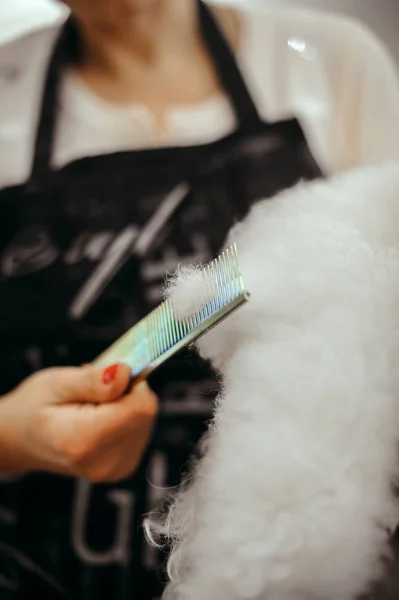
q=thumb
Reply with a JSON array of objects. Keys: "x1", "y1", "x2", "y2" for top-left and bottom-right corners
[{"x1": 45, "y1": 363, "x2": 132, "y2": 405}]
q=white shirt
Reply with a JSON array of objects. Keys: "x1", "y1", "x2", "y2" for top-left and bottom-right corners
[{"x1": 1, "y1": 3, "x2": 399, "y2": 190}]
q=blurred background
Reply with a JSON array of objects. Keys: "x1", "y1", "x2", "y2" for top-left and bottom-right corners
[{"x1": 1, "y1": 0, "x2": 399, "y2": 66}]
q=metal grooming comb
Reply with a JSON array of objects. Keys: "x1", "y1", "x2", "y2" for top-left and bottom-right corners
[{"x1": 93, "y1": 244, "x2": 250, "y2": 380}]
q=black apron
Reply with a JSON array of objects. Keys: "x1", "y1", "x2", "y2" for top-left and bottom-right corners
[{"x1": 0, "y1": 3, "x2": 322, "y2": 599}]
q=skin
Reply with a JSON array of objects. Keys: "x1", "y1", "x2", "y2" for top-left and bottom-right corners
[
  {"x1": 63, "y1": 0, "x2": 241, "y2": 126},
  {"x1": 0, "y1": 364, "x2": 158, "y2": 482}
]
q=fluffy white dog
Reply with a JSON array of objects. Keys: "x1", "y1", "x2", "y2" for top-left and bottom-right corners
[{"x1": 148, "y1": 163, "x2": 399, "y2": 600}]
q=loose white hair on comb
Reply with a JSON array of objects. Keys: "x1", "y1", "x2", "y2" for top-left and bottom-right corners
[
  {"x1": 146, "y1": 163, "x2": 399, "y2": 600},
  {"x1": 164, "y1": 265, "x2": 214, "y2": 321}
]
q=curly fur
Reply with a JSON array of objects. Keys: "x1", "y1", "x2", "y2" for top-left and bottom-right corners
[
  {"x1": 147, "y1": 163, "x2": 399, "y2": 600},
  {"x1": 164, "y1": 265, "x2": 213, "y2": 320}
]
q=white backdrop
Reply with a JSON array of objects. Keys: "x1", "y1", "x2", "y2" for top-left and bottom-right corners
[{"x1": 1, "y1": 0, "x2": 399, "y2": 67}]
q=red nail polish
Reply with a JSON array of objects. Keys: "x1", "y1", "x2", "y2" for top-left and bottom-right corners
[{"x1": 102, "y1": 363, "x2": 119, "y2": 384}]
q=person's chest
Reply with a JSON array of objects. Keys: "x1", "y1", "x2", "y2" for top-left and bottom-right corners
[
  {"x1": 52, "y1": 72, "x2": 238, "y2": 168},
  {"x1": 0, "y1": 7, "x2": 338, "y2": 190}
]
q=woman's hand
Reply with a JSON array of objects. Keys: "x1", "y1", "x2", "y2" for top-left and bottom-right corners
[{"x1": 0, "y1": 363, "x2": 158, "y2": 482}]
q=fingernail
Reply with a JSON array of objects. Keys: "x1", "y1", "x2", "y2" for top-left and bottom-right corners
[{"x1": 102, "y1": 363, "x2": 119, "y2": 384}]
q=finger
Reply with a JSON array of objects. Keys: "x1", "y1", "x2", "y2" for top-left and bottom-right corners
[
  {"x1": 124, "y1": 381, "x2": 159, "y2": 425},
  {"x1": 48, "y1": 363, "x2": 132, "y2": 405},
  {"x1": 87, "y1": 380, "x2": 159, "y2": 435}
]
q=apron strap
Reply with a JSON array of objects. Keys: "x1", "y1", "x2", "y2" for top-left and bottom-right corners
[
  {"x1": 27, "y1": 24, "x2": 71, "y2": 194},
  {"x1": 197, "y1": 0, "x2": 262, "y2": 132},
  {"x1": 27, "y1": 1, "x2": 263, "y2": 191}
]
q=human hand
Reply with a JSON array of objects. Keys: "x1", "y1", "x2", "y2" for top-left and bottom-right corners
[{"x1": 0, "y1": 363, "x2": 158, "y2": 482}]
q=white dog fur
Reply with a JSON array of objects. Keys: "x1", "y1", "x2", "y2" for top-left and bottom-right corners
[{"x1": 148, "y1": 163, "x2": 399, "y2": 600}]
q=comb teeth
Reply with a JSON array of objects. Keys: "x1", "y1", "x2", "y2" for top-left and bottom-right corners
[{"x1": 94, "y1": 243, "x2": 249, "y2": 379}]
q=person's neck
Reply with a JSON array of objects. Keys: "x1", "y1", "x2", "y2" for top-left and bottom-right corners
[
  {"x1": 74, "y1": 0, "x2": 199, "y2": 81},
  {"x1": 69, "y1": 2, "x2": 241, "y2": 122}
]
